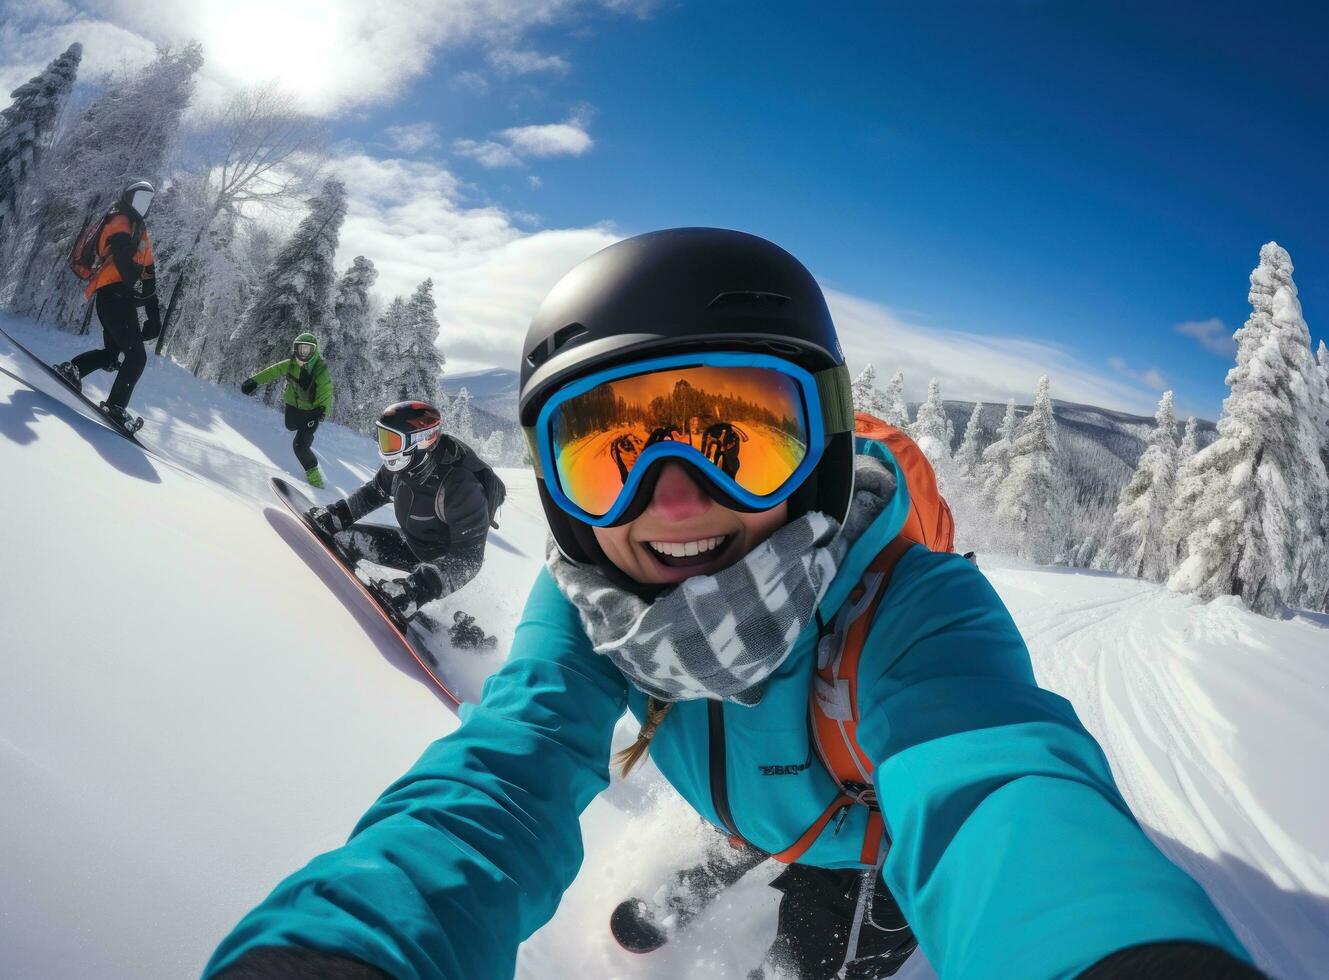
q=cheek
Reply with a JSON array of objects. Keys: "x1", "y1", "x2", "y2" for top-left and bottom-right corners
[
  {"x1": 739, "y1": 501, "x2": 789, "y2": 546},
  {"x1": 592, "y1": 525, "x2": 638, "y2": 571}
]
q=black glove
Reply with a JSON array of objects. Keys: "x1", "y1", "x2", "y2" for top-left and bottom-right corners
[
  {"x1": 240, "y1": 378, "x2": 258, "y2": 395},
  {"x1": 307, "y1": 501, "x2": 351, "y2": 538},
  {"x1": 313, "y1": 406, "x2": 326, "y2": 421},
  {"x1": 141, "y1": 311, "x2": 161, "y2": 342}
]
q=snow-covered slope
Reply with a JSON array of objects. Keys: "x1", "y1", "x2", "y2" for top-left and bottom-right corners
[{"x1": 2, "y1": 319, "x2": 1324, "y2": 979}]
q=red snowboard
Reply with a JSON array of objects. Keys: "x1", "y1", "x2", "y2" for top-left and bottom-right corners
[{"x1": 270, "y1": 476, "x2": 462, "y2": 711}]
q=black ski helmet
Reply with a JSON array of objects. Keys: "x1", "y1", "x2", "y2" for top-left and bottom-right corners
[
  {"x1": 519, "y1": 227, "x2": 855, "y2": 564},
  {"x1": 377, "y1": 400, "x2": 442, "y2": 472},
  {"x1": 119, "y1": 179, "x2": 155, "y2": 219}
]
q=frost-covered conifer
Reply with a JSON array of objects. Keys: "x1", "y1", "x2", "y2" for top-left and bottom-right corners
[
  {"x1": 911, "y1": 378, "x2": 951, "y2": 462},
  {"x1": 881, "y1": 370, "x2": 909, "y2": 428},
  {"x1": 378, "y1": 279, "x2": 444, "y2": 405},
  {"x1": 1178, "y1": 416, "x2": 1199, "y2": 461},
  {"x1": 980, "y1": 399, "x2": 1019, "y2": 500},
  {"x1": 444, "y1": 387, "x2": 476, "y2": 442},
  {"x1": 6, "y1": 45, "x2": 202, "y2": 327},
  {"x1": 1166, "y1": 243, "x2": 1329, "y2": 614},
  {"x1": 996, "y1": 376, "x2": 1062, "y2": 562},
  {"x1": 324, "y1": 256, "x2": 378, "y2": 428},
  {"x1": 850, "y1": 364, "x2": 885, "y2": 416},
  {"x1": 1103, "y1": 391, "x2": 1179, "y2": 582},
  {"x1": 226, "y1": 178, "x2": 346, "y2": 401},
  {"x1": 955, "y1": 402, "x2": 985, "y2": 476},
  {"x1": 0, "y1": 43, "x2": 82, "y2": 260}
]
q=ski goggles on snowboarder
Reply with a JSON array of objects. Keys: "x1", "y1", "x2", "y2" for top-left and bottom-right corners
[
  {"x1": 293, "y1": 341, "x2": 316, "y2": 361},
  {"x1": 376, "y1": 419, "x2": 440, "y2": 466},
  {"x1": 531, "y1": 352, "x2": 852, "y2": 525}
]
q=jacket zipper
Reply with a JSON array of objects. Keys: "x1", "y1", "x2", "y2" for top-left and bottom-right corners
[{"x1": 708, "y1": 701, "x2": 741, "y2": 840}]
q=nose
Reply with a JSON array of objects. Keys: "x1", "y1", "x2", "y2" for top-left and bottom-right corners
[{"x1": 645, "y1": 462, "x2": 710, "y2": 522}]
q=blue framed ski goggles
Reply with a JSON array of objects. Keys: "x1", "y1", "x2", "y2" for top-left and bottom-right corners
[{"x1": 531, "y1": 351, "x2": 852, "y2": 526}]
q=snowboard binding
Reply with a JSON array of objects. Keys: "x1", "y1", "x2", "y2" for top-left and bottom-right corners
[{"x1": 99, "y1": 401, "x2": 144, "y2": 434}]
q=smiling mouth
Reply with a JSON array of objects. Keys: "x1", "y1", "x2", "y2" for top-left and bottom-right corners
[{"x1": 645, "y1": 534, "x2": 731, "y2": 568}]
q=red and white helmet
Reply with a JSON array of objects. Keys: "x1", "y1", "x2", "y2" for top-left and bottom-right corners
[{"x1": 376, "y1": 401, "x2": 442, "y2": 471}]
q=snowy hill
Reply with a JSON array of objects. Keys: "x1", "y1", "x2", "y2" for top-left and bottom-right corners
[{"x1": 1, "y1": 319, "x2": 1324, "y2": 979}]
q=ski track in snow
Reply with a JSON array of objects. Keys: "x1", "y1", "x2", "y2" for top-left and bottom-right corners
[{"x1": 1, "y1": 317, "x2": 1325, "y2": 979}]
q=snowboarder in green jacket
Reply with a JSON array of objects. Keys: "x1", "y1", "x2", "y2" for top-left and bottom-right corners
[{"x1": 240, "y1": 332, "x2": 333, "y2": 487}]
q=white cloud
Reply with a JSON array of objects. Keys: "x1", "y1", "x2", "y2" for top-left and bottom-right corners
[
  {"x1": 486, "y1": 47, "x2": 570, "y2": 75},
  {"x1": 453, "y1": 115, "x2": 593, "y2": 168},
  {"x1": 501, "y1": 118, "x2": 592, "y2": 157},
  {"x1": 830, "y1": 290, "x2": 1176, "y2": 416},
  {"x1": 527, "y1": 174, "x2": 543, "y2": 189},
  {"x1": 328, "y1": 152, "x2": 616, "y2": 370},
  {"x1": 1106, "y1": 356, "x2": 1168, "y2": 392},
  {"x1": 1174, "y1": 317, "x2": 1237, "y2": 357},
  {"x1": 0, "y1": 7, "x2": 158, "y2": 96},
  {"x1": 453, "y1": 137, "x2": 523, "y2": 168},
  {"x1": 384, "y1": 122, "x2": 442, "y2": 154},
  {"x1": 1, "y1": 1, "x2": 643, "y2": 115}
]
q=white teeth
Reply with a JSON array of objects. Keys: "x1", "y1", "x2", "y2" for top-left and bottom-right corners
[{"x1": 648, "y1": 535, "x2": 726, "y2": 559}]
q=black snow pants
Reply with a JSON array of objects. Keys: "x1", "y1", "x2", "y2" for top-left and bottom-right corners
[
  {"x1": 762, "y1": 864, "x2": 917, "y2": 979},
  {"x1": 335, "y1": 524, "x2": 485, "y2": 597},
  {"x1": 70, "y1": 283, "x2": 144, "y2": 409},
  {"x1": 284, "y1": 404, "x2": 320, "y2": 471}
]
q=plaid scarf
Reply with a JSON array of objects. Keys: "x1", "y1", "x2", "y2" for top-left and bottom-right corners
[{"x1": 547, "y1": 456, "x2": 893, "y2": 705}]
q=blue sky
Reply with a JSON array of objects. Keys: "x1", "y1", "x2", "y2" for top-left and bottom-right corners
[{"x1": 6, "y1": 1, "x2": 1325, "y2": 418}]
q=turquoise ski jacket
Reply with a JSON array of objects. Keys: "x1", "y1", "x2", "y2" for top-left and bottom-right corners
[{"x1": 207, "y1": 438, "x2": 1250, "y2": 979}]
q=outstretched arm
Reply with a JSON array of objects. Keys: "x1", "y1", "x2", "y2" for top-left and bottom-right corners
[
  {"x1": 248, "y1": 359, "x2": 292, "y2": 387},
  {"x1": 207, "y1": 569, "x2": 628, "y2": 979},
  {"x1": 859, "y1": 550, "x2": 1253, "y2": 980}
]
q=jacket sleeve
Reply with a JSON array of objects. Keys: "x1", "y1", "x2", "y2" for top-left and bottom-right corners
[
  {"x1": 856, "y1": 550, "x2": 1252, "y2": 980},
  {"x1": 435, "y1": 468, "x2": 491, "y2": 550},
  {"x1": 342, "y1": 468, "x2": 393, "y2": 523},
  {"x1": 204, "y1": 569, "x2": 628, "y2": 980},
  {"x1": 314, "y1": 361, "x2": 334, "y2": 413},
  {"x1": 250, "y1": 360, "x2": 291, "y2": 386}
]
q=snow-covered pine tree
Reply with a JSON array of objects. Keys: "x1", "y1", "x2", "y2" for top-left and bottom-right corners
[
  {"x1": 0, "y1": 43, "x2": 82, "y2": 263},
  {"x1": 362, "y1": 296, "x2": 406, "y2": 411},
  {"x1": 6, "y1": 44, "x2": 203, "y2": 328},
  {"x1": 225, "y1": 178, "x2": 346, "y2": 403},
  {"x1": 911, "y1": 378, "x2": 951, "y2": 462},
  {"x1": 955, "y1": 401, "x2": 985, "y2": 476},
  {"x1": 996, "y1": 376, "x2": 1063, "y2": 562},
  {"x1": 444, "y1": 387, "x2": 476, "y2": 442},
  {"x1": 1178, "y1": 416, "x2": 1199, "y2": 461},
  {"x1": 325, "y1": 256, "x2": 378, "y2": 428},
  {"x1": 851, "y1": 364, "x2": 885, "y2": 416},
  {"x1": 979, "y1": 398, "x2": 1019, "y2": 500},
  {"x1": 1103, "y1": 391, "x2": 1180, "y2": 582},
  {"x1": 378, "y1": 278, "x2": 444, "y2": 406},
  {"x1": 1166, "y1": 243, "x2": 1329, "y2": 615},
  {"x1": 881, "y1": 370, "x2": 909, "y2": 428}
]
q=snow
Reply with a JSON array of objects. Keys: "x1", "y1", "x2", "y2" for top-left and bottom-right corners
[{"x1": 2, "y1": 317, "x2": 1326, "y2": 978}]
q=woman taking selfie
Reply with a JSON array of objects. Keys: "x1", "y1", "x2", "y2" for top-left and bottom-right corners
[{"x1": 209, "y1": 229, "x2": 1257, "y2": 979}]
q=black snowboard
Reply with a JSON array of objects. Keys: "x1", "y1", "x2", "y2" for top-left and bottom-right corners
[
  {"x1": 270, "y1": 476, "x2": 463, "y2": 710},
  {"x1": 0, "y1": 324, "x2": 146, "y2": 442}
]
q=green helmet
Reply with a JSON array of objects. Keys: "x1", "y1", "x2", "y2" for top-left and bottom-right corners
[{"x1": 292, "y1": 333, "x2": 318, "y2": 363}]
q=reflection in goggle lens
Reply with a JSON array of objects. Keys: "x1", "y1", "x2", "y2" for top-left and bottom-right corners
[
  {"x1": 550, "y1": 364, "x2": 810, "y2": 518},
  {"x1": 377, "y1": 427, "x2": 405, "y2": 455}
]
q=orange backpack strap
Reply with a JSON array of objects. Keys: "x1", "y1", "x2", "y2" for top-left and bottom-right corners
[{"x1": 774, "y1": 535, "x2": 914, "y2": 866}]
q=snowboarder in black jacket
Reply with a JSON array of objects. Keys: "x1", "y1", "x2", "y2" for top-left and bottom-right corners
[{"x1": 308, "y1": 401, "x2": 505, "y2": 621}]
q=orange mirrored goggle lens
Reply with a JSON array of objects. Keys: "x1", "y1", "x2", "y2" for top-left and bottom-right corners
[
  {"x1": 550, "y1": 364, "x2": 810, "y2": 518},
  {"x1": 377, "y1": 426, "x2": 405, "y2": 455}
]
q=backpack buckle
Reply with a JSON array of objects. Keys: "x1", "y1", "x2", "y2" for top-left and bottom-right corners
[{"x1": 843, "y1": 780, "x2": 878, "y2": 810}]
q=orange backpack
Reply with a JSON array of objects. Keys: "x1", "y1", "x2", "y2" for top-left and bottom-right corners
[
  {"x1": 769, "y1": 412, "x2": 956, "y2": 867},
  {"x1": 68, "y1": 208, "x2": 141, "y2": 282}
]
